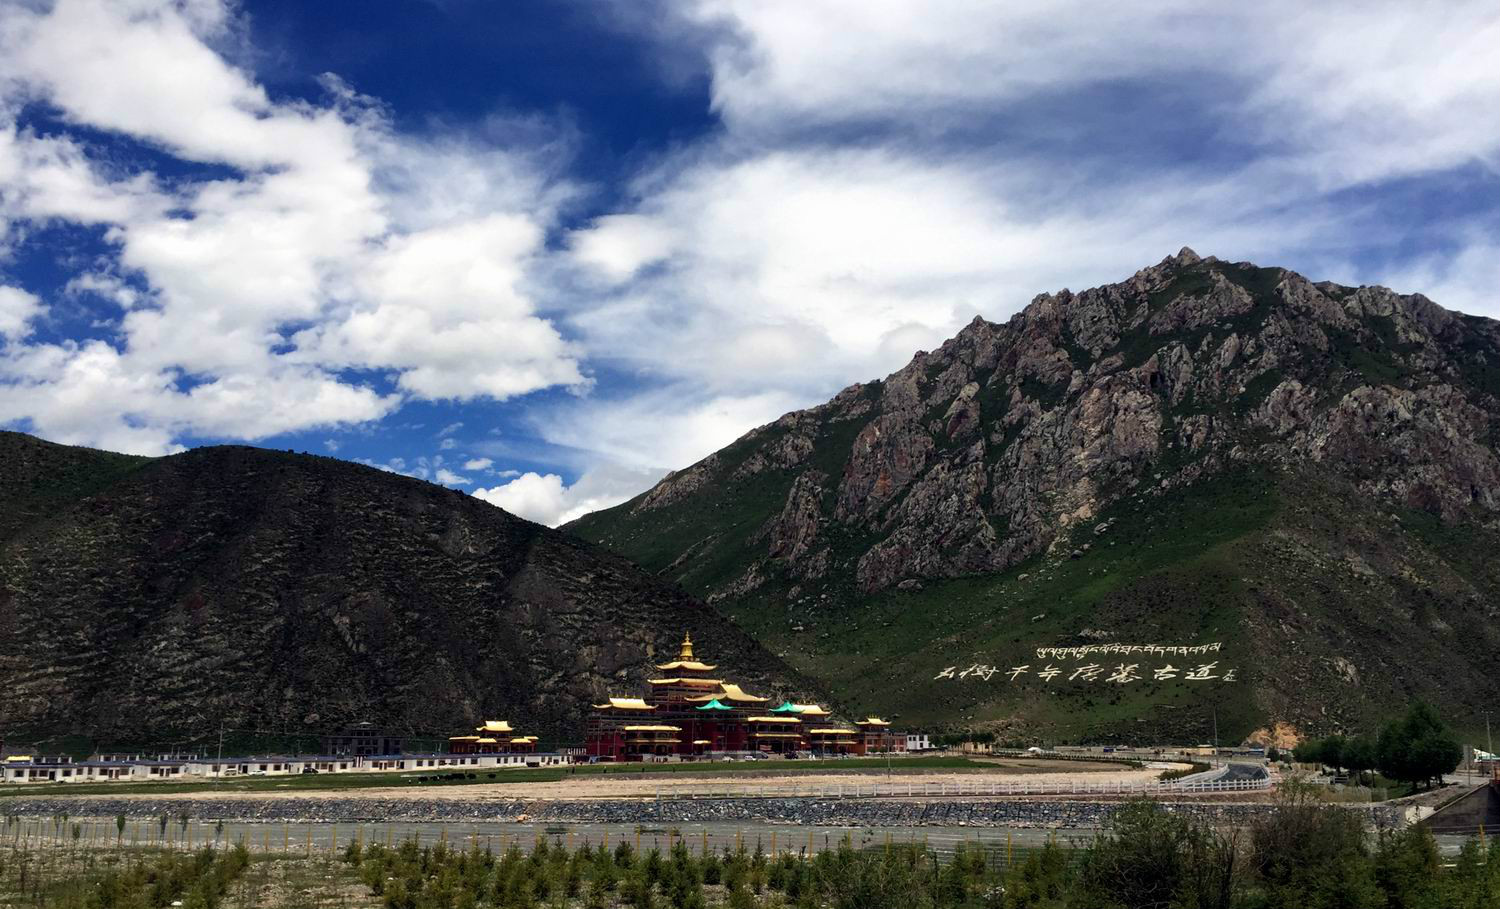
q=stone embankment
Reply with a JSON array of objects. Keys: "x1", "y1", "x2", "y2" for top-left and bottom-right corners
[{"x1": 0, "y1": 796, "x2": 1403, "y2": 830}]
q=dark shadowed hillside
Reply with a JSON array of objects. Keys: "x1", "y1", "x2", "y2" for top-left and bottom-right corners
[
  {"x1": 570, "y1": 250, "x2": 1500, "y2": 744},
  {"x1": 0, "y1": 434, "x2": 811, "y2": 752}
]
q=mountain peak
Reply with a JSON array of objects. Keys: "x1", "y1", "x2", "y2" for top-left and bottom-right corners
[{"x1": 571, "y1": 253, "x2": 1500, "y2": 740}]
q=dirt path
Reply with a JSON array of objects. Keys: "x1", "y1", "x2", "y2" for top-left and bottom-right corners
[{"x1": 85, "y1": 764, "x2": 1170, "y2": 803}]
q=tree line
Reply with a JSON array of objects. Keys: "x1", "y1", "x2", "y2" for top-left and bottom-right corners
[
  {"x1": 1291, "y1": 703, "x2": 1463, "y2": 790},
  {"x1": 338, "y1": 790, "x2": 1497, "y2": 909}
]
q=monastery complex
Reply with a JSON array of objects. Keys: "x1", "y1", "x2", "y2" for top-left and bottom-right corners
[{"x1": 584, "y1": 633, "x2": 900, "y2": 760}]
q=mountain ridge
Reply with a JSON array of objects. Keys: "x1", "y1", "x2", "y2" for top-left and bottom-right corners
[
  {"x1": 0, "y1": 432, "x2": 814, "y2": 751},
  {"x1": 569, "y1": 249, "x2": 1500, "y2": 743}
]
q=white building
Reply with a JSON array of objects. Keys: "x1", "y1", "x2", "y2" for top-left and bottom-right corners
[{"x1": 905, "y1": 733, "x2": 932, "y2": 752}]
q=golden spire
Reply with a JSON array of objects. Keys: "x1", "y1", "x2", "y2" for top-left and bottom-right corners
[{"x1": 679, "y1": 632, "x2": 694, "y2": 661}]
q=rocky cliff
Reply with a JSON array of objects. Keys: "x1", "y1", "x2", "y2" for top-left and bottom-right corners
[
  {"x1": 570, "y1": 250, "x2": 1500, "y2": 742},
  {"x1": 0, "y1": 434, "x2": 810, "y2": 752}
]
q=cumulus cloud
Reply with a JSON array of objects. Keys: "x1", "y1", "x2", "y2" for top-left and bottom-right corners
[
  {"x1": 472, "y1": 463, "x2": 665, "y2": 527},
  {"x1": 0, "y1": 285, "x2": 40, "y2": 340},
  {"x1": 0, "y1": 0, "x2": 583, "y2": 454},
  {"x1": 463, "y1": 457, "x2": 493, "y2": 471},
  {"x1": 434, "y1": 467, "x2": 471, "y2": 486}
]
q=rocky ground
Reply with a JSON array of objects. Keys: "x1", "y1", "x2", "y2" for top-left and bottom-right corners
[{"x1": 0, "y1": 793, "x2": 1403, "y2": 830}]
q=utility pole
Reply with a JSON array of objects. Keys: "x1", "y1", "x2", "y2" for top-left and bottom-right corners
[
  {"x1": 1212, "y1": 707, "x2": 1219, "y2": 760},
  {"x1": 215, "y1": 723, "x2": 225, "y2": 782}
]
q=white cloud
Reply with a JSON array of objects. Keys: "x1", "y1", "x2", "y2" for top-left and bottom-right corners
[
  {"x1": 437, "y1": 421, "x2": 464, "y2": 437},
  {"x1": 669, "y1": 0, "x2": 1500, "y2": 185},
  {"x1": 569, "y1": 213, "x2": 675, "y2": 281},
  {"x1": 0, "y1": 285, "x2": 40, "y2": 340},
  {"x1": 0, "y1": 0, "x2": 583, "y2": 454},
  {"x1": 537, "y1": 388, "x2": 806, "y2": 474},
  {"x1": 463, "y1": 457, "x2": 493, "y2": 470},
  {"x1": 434, "y1": 467, "x2": 470, "y2": 486},
  {"x1": 472, "y1": 463, "x2": 665, "y2": 526},
  {"x1": 1375, "y1": 234, "x2": 1500, "y2": 319}
]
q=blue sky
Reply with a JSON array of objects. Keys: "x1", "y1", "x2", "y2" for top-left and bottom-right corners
[{"x1": 1, "y1": 1, "x2": 1497, "y2": 524}]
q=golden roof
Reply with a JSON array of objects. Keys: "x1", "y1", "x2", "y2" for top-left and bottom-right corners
[
  {"x1": 722, "y1": 684, "x2": 768, "y2": 702},
  {"x1": 792, "y1": 704, "x2": 829, "y2": 716},
  {"x1": 856, "y1": 716, "x2": 891, "y2": 726},
  {"x1": 748, "y1": 716, "x2": 802, "y2": 724},
  {"x1": 448, "y1": 736, "x2": 481, "y2": 742},
  {"x1": 477, "y1": 720, "x2": 514, "y2": 733},
  {"x1": 647, "y1": 677, "x2": 723, "y2": 686},
  {"x1": 753, "y1": 733, "x2": 804, "y2": 739},
  {"x1": 510, "y1": 736, "x2": 538, "y2": 743},
  {"x1": 594, "y1": 697, "x2": 656, "y2": 711},
  {"x1": 476, "y1": 737, "x2": 499, "y2": 744},
  {"x1": 656, "y1": 631, "x2": 718, "y2": 671},
  {"x1": 692, "y1": 739, "x2": 712, "y2": 745},
  {"x1": 623, "y1": 725, "x2": 683, "y2": 732},
  {"x1": 807, "y1": 727, "x2": 858, "y2": 735}
]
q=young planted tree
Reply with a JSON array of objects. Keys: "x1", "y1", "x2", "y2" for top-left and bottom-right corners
[
  {"x1": 1377, "y1": 703, "x2": 1463, "y2": 790},
  {"x1": 1342, "y1": 735, "x2": 1378, "y2": 787}
]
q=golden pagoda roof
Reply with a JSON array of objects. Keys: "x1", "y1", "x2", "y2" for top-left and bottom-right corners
[
  {"x1": 683, "y1": 683, "x2": 767, "y2": 703},
  {"x1": 476, "y1": 737, "x2": 499, "y2": 744},
  {"x1": 657, "y1": 631, "x2": 718, "y2": 671},
  {"x1": 623, "y1": 724, "x2": 682, "y2": 732},
  {"x1": 647, "y1": 677, "x2": 723, "y2": 686},
  {"x1": 856, "y1": 716, "x2": 891, "y2": 726},
  {"x1": 747, "y1": 716, "x2": 802, "y2": 724},
  {"x1": 792, "y1": 704, "x2": 829, "y2": 716},
  {"x1": 593, "y1": 697, "x2": 656, "y2": 711},
  {"x1": 448, "y1": 735, "x2": 481, "y2": 742},
  {"x1": 510, "y1": 736, "x2": 538, "y2": 743},
  {"x1": 477, "y1": 720, "x2": 514, "y2": 733},
  {"x1": 807, "y1": 727, "x2": 859, "y2": 735}
]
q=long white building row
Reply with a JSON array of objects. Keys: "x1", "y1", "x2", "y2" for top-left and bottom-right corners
[{"x1": 1, "y1": 751, "x2": 566, "y2": 784}]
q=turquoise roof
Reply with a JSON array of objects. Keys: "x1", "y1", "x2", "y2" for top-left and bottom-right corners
[
  {"x1": 696, "y1": 699, "x2": 732, "y2": 711},
  {"x1": 769, "y1": 701, "x2": 804, "y2": 714}
]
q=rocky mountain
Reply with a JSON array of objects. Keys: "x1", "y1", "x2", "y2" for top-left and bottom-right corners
[
  {"x1": 570, "y1": 250, "x2": 1500, "y2": 744},
  {"x1": 0, "y1": 433, "x2": 810, "y2": 752}
]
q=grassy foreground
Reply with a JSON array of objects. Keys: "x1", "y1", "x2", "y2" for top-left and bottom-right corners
[
  {"x1": 0, "y1": 756, "x2": 995, "y2": 799},
  {"x1": 5, "y1": 794, "x2": 1495, "y2": 908}
]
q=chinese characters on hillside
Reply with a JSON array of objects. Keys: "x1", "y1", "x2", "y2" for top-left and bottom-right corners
[{"x1": 935, "y1": 642, "x2": 1237, "y2": 684}]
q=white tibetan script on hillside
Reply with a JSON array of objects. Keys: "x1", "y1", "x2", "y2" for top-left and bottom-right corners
[{"x1": 935, "y1": 642, "x2": 1236, "y2": 684}]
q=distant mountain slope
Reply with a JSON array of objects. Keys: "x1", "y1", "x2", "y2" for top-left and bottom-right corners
[
  {"x1": 569, "y1": 250, "x2": 1500, "y2": 743},
  {"x1": 0, "y1": 434, "x2": 810, "y2": 751}
]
